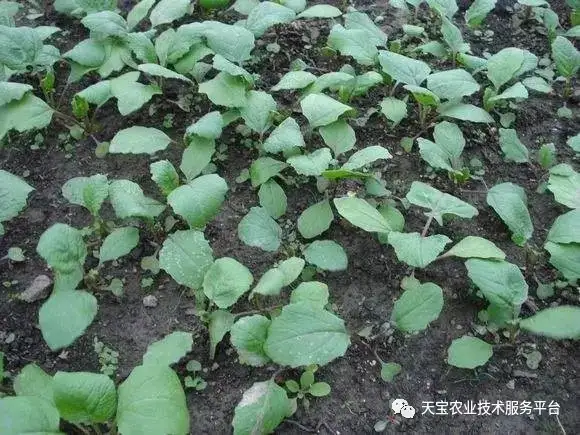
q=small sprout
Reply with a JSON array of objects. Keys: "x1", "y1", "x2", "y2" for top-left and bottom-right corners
[
  {"x1": 380, "y1": 362, "x2": 402, "y2": 382},
  {"x1": 6, "y1": 247, "x2": 25, "y2": 262},
  {"x1": 284, "y1": 367, "x2": 331, "y2": 409}
]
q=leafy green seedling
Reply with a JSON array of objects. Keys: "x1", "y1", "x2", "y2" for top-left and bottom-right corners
[
  {"x1": 184, "y1": 360, "x2": 207, "y2": 391},
  {"x1": 285, "y1": 365, "x2": 331, "y2": 410}
]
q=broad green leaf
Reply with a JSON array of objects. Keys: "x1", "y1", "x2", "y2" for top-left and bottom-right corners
[
  {"x1": 199, "y1": 72, "x2": 248, "y2": 108},
  {"x1": 342, "y1": 145, "x2": 392, "y2": 170},
  {"x1": 327, "y1": 24, "x2": 379, "y2": 65},
  {"x1": 80, "y1": 11, "x2": 128, "y2": 37},
  {"x1": 179, "y1": 21, "x2": 255, "y2": 63},
  {"x1": 307, "y1": 71, "x2": 354, "y2": 94},
  {"x1": 37, "y1": 223, "x2": 86, "y2": 273},
  {"x1": 487, "y1": 182, "x2": 533, "y2": 245},
  {"x1": 300, "y1": 93, "x2": 352, "y2": 128},
  {"x1": 0, "y1": 93, "x2": 54, "y2": 140},
  {"x1": 109, "y1": 126, "x2": 171, "y2": 155},
  {"x1": 127, "y1": 0, "x2": 157, "y2": 29},
  {"x1": 281, "y1": 0, "x2": 306, "y2": 13},
  {"x1": 334, "y1": 197, "x2": 392, "y2": 233},
  {"x1": 240, "y1": 90, "x2": 277, "y2": 134},
  {"x1": 447, "y1": 336, "x2": 493, "y2": 369},
  {"x1": 250, "y1": 157, "x2": 287, "y2": 187},
  {"x1": 150, "y1": 0, "x2": 190, "y2": 27},
  {"x1": 186, "y1": 111, "x2": 223, "y2": 140},
  {"x1": 551, "y1": 36, "x2": 580, "y2": 78},
  {"x1": 466, "y1": 258, "x2": 528, "y2": 313},
  {"x1": 108, "y1": 180, "x2": 165, "y2": 219},
  {"x1": 13, "y1": 364, "x2": 53, "y2": 403},
  {"x1": 289, "y1": 281, "x2": 329, "y2": 308},
  {"x1": 465, "y1": 0, "x2": 497, "y2": 26},
  {"x1": 441, "y1": 16, "x2": 469, "y2": 53},
  {"x1": 213, "y1": 55, "x2": 253, "y2": 84},
  {"x1": 519, "y1": 306, "x2": 580, "y2": 339},
  {"x1": 271, "y1": 70, "x2": 316, "y2": 91},
  {"x1": 547, "y1": 209, "x2": 580, "y2": 244},
  {"x1": 167, "y1": 174, "x2": 228, "y2": 228},
  {"x1": 230, "y1": 315, "x2": 271, "y2": 366},
  {"x1": 426, "y1": 69, "x2": 479, "y2": 100},
  {"x1": 297, "y1": 4, "x2": 341, "y2": 18},
  {"x1": 522, "y1": 76, "x2": 552, "y2": 93},
  {"x1": 181, "y1": 136, "x2": 216, "y2": 181},
  {"x1": 406, "y1": 181, "x2": 478, "y2": 225},
  {"x1": 498, "y1": 128, "x2": 529, "y2": 163},
  {"x1": 0, "y1": 26, "x2": 43, "y2": 71},
  {"x1": 232, "y1": 380, "x2": 290, "y2": 435},
  {"x1": 545, "y1": 241, "x2": 580, "y2": 282},
  {"x1": 117, "y1": 365, "x2": 189, "y2": 435},
  {"x1": 150, "y1": 160, "x2": 180, "y2": 196},
  {"x1": 258, "y1": 179, "x2": 287, "y2": 219},
  {"x1": 203, "y1": 257, "x2": 253, "y2": 308},
  {"x1": 489, "y1": 82, "x2": 528, "y2": 102},
  {"x1": 388, "y1": 232, "x2": 451, "y2": 268},
  {"x1": 404, "y1": 84, "x2": 440, "y2": 106},
  {"x1": 252, "y1": 268, "x2": 286, "y2": 296},
  {"x1": 319, "y1": 120, "x2": 356, "y2": 156},
  {"x1": 418, "y1": 121, "x2": 465, "y2": 172},
  {"x1": 437, "y1": 102, "x2": 494, "y2": 123},
  {"x1": 303, "y1": 240, "x2": 348, "y2": 271},
  {"x1": 265, "y1": 302, "x2": 350, "y2": 367},
  {"x1": 209, "y1": 310, "x2": 235, "y2": 360},
  {"x1": 378, "y1": 51, "x2": 431, "y2": 86},
  {"x1": 53, "y1": 371, "x2": 116, "y2": 423},
  {"x1": 138, "y1": 63, "x2": 191, "y2": 82},
  {"x1": 547, "y1": 164, "x2": 580, "y2": 208},
  {"x1": 444, "y1": 236, "x2": 505, "y2": 260},
  {"x1": 125, "y1": 31, "x2": 157, "y2": 63},
  {"x1": 567, "y1": 133, "x2": 580, "y2": 152},
  {"x1": 0, "y1": 396, "x2": 61, "y2": 435},
  {"x1": 238, "y1": 207, "x2": 282, "y2": 252},
  {"x1": 0, "y1": 170, "x2": 34, "y2": 225},
  {"x1": 486, "y1": 47, "x2": 537, "y2": 89},
  {"x1": 287, "y1": 148, "x2": 332, "y2": 176},
  {"x1": 392, "y1": 279, "x2": 444, "y2": 332},
  {"x1": 39, "y1": 290, "x2": 98, "y2": 351},
  {"x1": 262, "y1": 117, "x2": 305, "y2": 154},
  {"x1": 142, "y1": 331, "x2": 194, "y2": 366},
  {"x1": 159, "y1": 230, "x2": 214, "y2": 289},
  {"x1": 376, "y1": 205, "x2": 405, "y2": 244},
  {"x1": 99, "y1": 227, "x2": 139, "y2": 264},
  {"x1": 0, "y1": 82, "x2": 32, "y2": 106},
  {"x1": 245, "y1": 1, "x2": 295, "y2": 37},
  {"x1": 110, "y1": 71, "x2": 161, "y2": 115},
  {"x1": 277, "y1": 257, "x2": 305, "y2": 285},
  {"x1": 297, "y1": 199, "x2": 334, "y2": 239},
  {"x1": 426, "y1": 0, "x2": 458, "y2": 17},
  {"x1": 344, "y1": 10, "x2": 387, "y2": 45},
  {"x1": 380, "y1": 97, "x2": 407, "y2": 126}
]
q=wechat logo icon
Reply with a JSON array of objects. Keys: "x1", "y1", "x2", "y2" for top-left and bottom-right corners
[{"x1": 391, "y1": 398, "x2": 416, "y2": 419}]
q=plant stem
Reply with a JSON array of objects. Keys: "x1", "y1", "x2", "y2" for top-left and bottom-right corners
[
  {"x1": 72, "y1": 423, "x2": 91, "y2": 435},
  {"x1": 233, "y1": 305, "x2": 282, "y2": 318},
  {"x1": 91, "y1": 424, "x2": 103, "y2": 435},
  {"x1": 421, "y1": 215, "x2": 434, "y2": 237}
]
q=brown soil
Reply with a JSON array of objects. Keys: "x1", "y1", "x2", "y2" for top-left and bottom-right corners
[{"x1": 1, "y1": 0, "x2": 579, "y2": 434}]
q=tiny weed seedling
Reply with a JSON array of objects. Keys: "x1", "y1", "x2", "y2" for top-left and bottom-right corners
[
  {"x1": 184, "y1": 360, "x2": 207, "y2": 391},
  {"x1": 285, "y1": 365, "x2": 331, "y2": 411}
]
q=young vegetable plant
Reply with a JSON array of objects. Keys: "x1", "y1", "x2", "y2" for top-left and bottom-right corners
[{"x1": 0, "y1": 331, "x2": 194, "y2": 435}]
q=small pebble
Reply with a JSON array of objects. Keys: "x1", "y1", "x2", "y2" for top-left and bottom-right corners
[
  {"x1": 143, "y1": 295, "x2": 158, "y2": 308},
  {"x1": 506, "y1": 380, "x2": 515, "y2": 389}
]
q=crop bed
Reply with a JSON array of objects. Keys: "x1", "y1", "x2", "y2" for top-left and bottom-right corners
[{"x1": 0, "y1": 0, "x2": 579, "y2": 433}]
